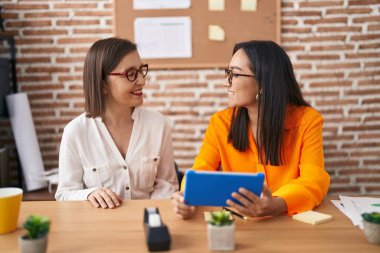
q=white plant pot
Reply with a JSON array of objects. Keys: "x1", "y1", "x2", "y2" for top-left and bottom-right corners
[
  {"x1": 207, "y1": 223, "x2": 235, "y2": 251},
  {"x1": 363, "y1": 220, "x2": 380, "y2": 245},
  {"x1": 19, "y1": 235, "x2": 48, "y2": 253}
]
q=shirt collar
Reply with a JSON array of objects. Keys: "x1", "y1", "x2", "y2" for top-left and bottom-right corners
[{"x1": 94, "y1": 106, "x2": 141, "y2": 122}]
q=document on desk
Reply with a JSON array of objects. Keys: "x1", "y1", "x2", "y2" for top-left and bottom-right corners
[{"x1": 331, "y1": 195, "x2": 380, "y2": 229}]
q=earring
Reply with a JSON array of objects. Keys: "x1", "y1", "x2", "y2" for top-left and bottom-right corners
[{"x1": 256, "y1": 90, "x2": 262, "y2": 101}]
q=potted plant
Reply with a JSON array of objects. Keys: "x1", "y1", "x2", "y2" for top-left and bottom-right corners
[
  {"x1": 362, "y1": 212, "x2": 380, "y2": 245},
  {"x1": 207, "y1": 210, "x2": 235, "y2": 251},
  {"x1": 19, "y1": 215, "x2": 51, "y2": 253}
]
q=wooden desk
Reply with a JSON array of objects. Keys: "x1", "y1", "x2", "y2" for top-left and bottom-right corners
[{"x1": 0, "y1": 198, "x2": 379, "y2": 252}]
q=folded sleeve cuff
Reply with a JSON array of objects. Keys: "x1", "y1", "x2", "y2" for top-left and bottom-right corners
[{"x1": 272, "y1": 184, "x2": 321, "y2": 216}]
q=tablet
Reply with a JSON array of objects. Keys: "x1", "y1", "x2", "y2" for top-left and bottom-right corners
[{"x1": 183, "y1": 170, "x2": 265, "y2": 206}]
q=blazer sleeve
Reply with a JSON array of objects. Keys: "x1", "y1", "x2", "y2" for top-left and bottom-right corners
[
  {"x1": 272, "y1": 112, "x2": 330, "y2": 215},
  {"x1": 151, "y1": 119, "x2": 179, "y2": 199}
]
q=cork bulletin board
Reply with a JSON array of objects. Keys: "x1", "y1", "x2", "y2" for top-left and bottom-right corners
[{"x1": 113, "y1": 0, "x2": 280, "y2": 69}]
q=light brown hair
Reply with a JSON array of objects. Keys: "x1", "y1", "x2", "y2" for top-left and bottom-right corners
[{"x1": 83, "y1": 37, "x2": 137, "y2": 118}]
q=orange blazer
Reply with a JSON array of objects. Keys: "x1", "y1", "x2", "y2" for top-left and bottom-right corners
[{"x1": 182, "y1": 106, "x2": 330, "y2": 215}]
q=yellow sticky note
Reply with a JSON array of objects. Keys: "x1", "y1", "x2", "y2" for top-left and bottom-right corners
[
  {"x1": 209, "y1": 0, "x2": 225, "y2": 11},
  {"x1": 204, "y1": 212, "x2": 212, "y2": 222},
  {"x1": 292, "y1": 211, "x2": 333, "y2": 225},
  {"x1": 209, "y1": 25, "x2": 225, "y2": 41},
  {"x1": 241, "y1": 0, "x2": 257, "y2": 12}
]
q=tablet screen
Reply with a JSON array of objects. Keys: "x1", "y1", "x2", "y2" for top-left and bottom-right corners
[{"x1": 183, "y1": 170, "x2": 265, "y2": 206}]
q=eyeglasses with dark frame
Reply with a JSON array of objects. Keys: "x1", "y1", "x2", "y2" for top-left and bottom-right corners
[
  {"x1": 108, "y1": 64, "x2": 149, "y2": 82},
  {"x1": 224, "y1": 68, "x2": 255, "y2": 86}
]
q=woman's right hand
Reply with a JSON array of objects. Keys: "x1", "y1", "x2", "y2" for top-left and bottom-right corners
[
  {"x1": 171, "y1": 191, "x2": 196, "y2": 219},
  {"x1": 87, "y1": 188, "x2": 123, "y2": 209}
]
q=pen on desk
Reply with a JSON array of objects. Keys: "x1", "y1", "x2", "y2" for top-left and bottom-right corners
[{"x1": 223, "y1": 207, "x2": 248, "y2": 220}]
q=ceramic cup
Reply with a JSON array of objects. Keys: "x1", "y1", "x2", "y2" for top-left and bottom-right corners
[{"x1": 0, "y1": 187, "x2": 23, "y2": 234}]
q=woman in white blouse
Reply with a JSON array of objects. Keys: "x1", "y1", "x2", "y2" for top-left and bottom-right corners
[{"x1": 55, "y1": 38, "x2": 178, "y2": 208}]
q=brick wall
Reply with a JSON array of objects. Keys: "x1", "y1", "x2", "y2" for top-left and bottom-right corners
[{"x1": 0, "y1": 0, "x2": 379, "y2": 194}]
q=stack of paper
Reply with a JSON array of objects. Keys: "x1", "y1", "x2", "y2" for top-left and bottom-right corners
[{"x1": 331, "y1": 195, "x2": 380, "y2": 229}]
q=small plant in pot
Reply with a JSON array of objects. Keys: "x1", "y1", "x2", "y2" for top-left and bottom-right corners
[
  {"x1": 207, "y1": 210, "x2": 235, "y2": 251},
  {"x1": 19, "y1": 215, "x2": 51, "y2": 253},
  {"x1": 362, "y1": 212, "x2": 380, "y2": 245}
]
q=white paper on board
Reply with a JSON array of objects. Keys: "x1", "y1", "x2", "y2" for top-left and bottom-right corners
[
  {"x1": 134, "y1": 17, "x2": 192, "y2": 59},
  {"x1": 133, "y1": 0, "x2": 191, "y2": 10}
]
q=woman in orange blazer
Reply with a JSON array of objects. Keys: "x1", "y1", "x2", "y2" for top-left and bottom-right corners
[{"x1": 172, "y1": 40, "x2": 330, "y2": 219}]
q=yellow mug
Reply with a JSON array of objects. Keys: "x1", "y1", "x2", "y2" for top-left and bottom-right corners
[{"x1": 0, "y1": 187, "x2": 23, "y2": 234}]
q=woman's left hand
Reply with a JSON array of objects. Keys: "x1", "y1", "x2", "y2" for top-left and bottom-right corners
[{"x1": 226, "y1": 185, "x2": 287, "y2": 218}]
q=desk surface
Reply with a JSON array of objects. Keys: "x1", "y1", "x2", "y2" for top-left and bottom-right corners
[{"x1": 1, "y1": 197, "x2": 379, "y2": 253}]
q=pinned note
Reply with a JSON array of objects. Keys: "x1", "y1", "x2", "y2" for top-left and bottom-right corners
[
  {"x1": 133, "y1": 0, "x2": 191, "y2": 10},
  {"x1": 241, "y1": 0, "x2": 257, "y2": 12},
  {"x1": 209, "y1": 0, "x2": 224, "y2": 11},
  {"x1": 209, "y1": 25, "x2": 225, "y2": 41}
]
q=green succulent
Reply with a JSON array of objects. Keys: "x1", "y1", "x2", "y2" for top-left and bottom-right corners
[
  {"x1": 362, "y1": 212, "x2": 380, "y2": 224},
  {"x1": 23, "y1": 215, "x2": 51, "y2": 239},
  {"x1": 209, "y1": 210, "x2": 233, "y2": 226}
]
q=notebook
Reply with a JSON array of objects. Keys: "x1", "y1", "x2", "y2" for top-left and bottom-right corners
[
  {"x1": 292, "y1": 211, "x2": 333, "y2": 225},
  {"x1": 183, "y1": 170, "x2": 265, "y2": 206}
]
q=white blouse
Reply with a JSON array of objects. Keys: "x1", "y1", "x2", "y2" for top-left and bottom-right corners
[{"x1": 55, "y1": 107, "x2": 178, "y2": 201}]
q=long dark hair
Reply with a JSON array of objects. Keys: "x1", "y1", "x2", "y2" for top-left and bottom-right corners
[
  {"x1": 83, "y1": 37, "x2": 137, "y2": 118},
  {"x1": 228, "y1": 40, "x2": 309, "y2": 166}
]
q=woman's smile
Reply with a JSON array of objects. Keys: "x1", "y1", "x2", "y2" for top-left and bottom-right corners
[{"x1": 130, "y1": 89, "x2": 143, "y2": 96}]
